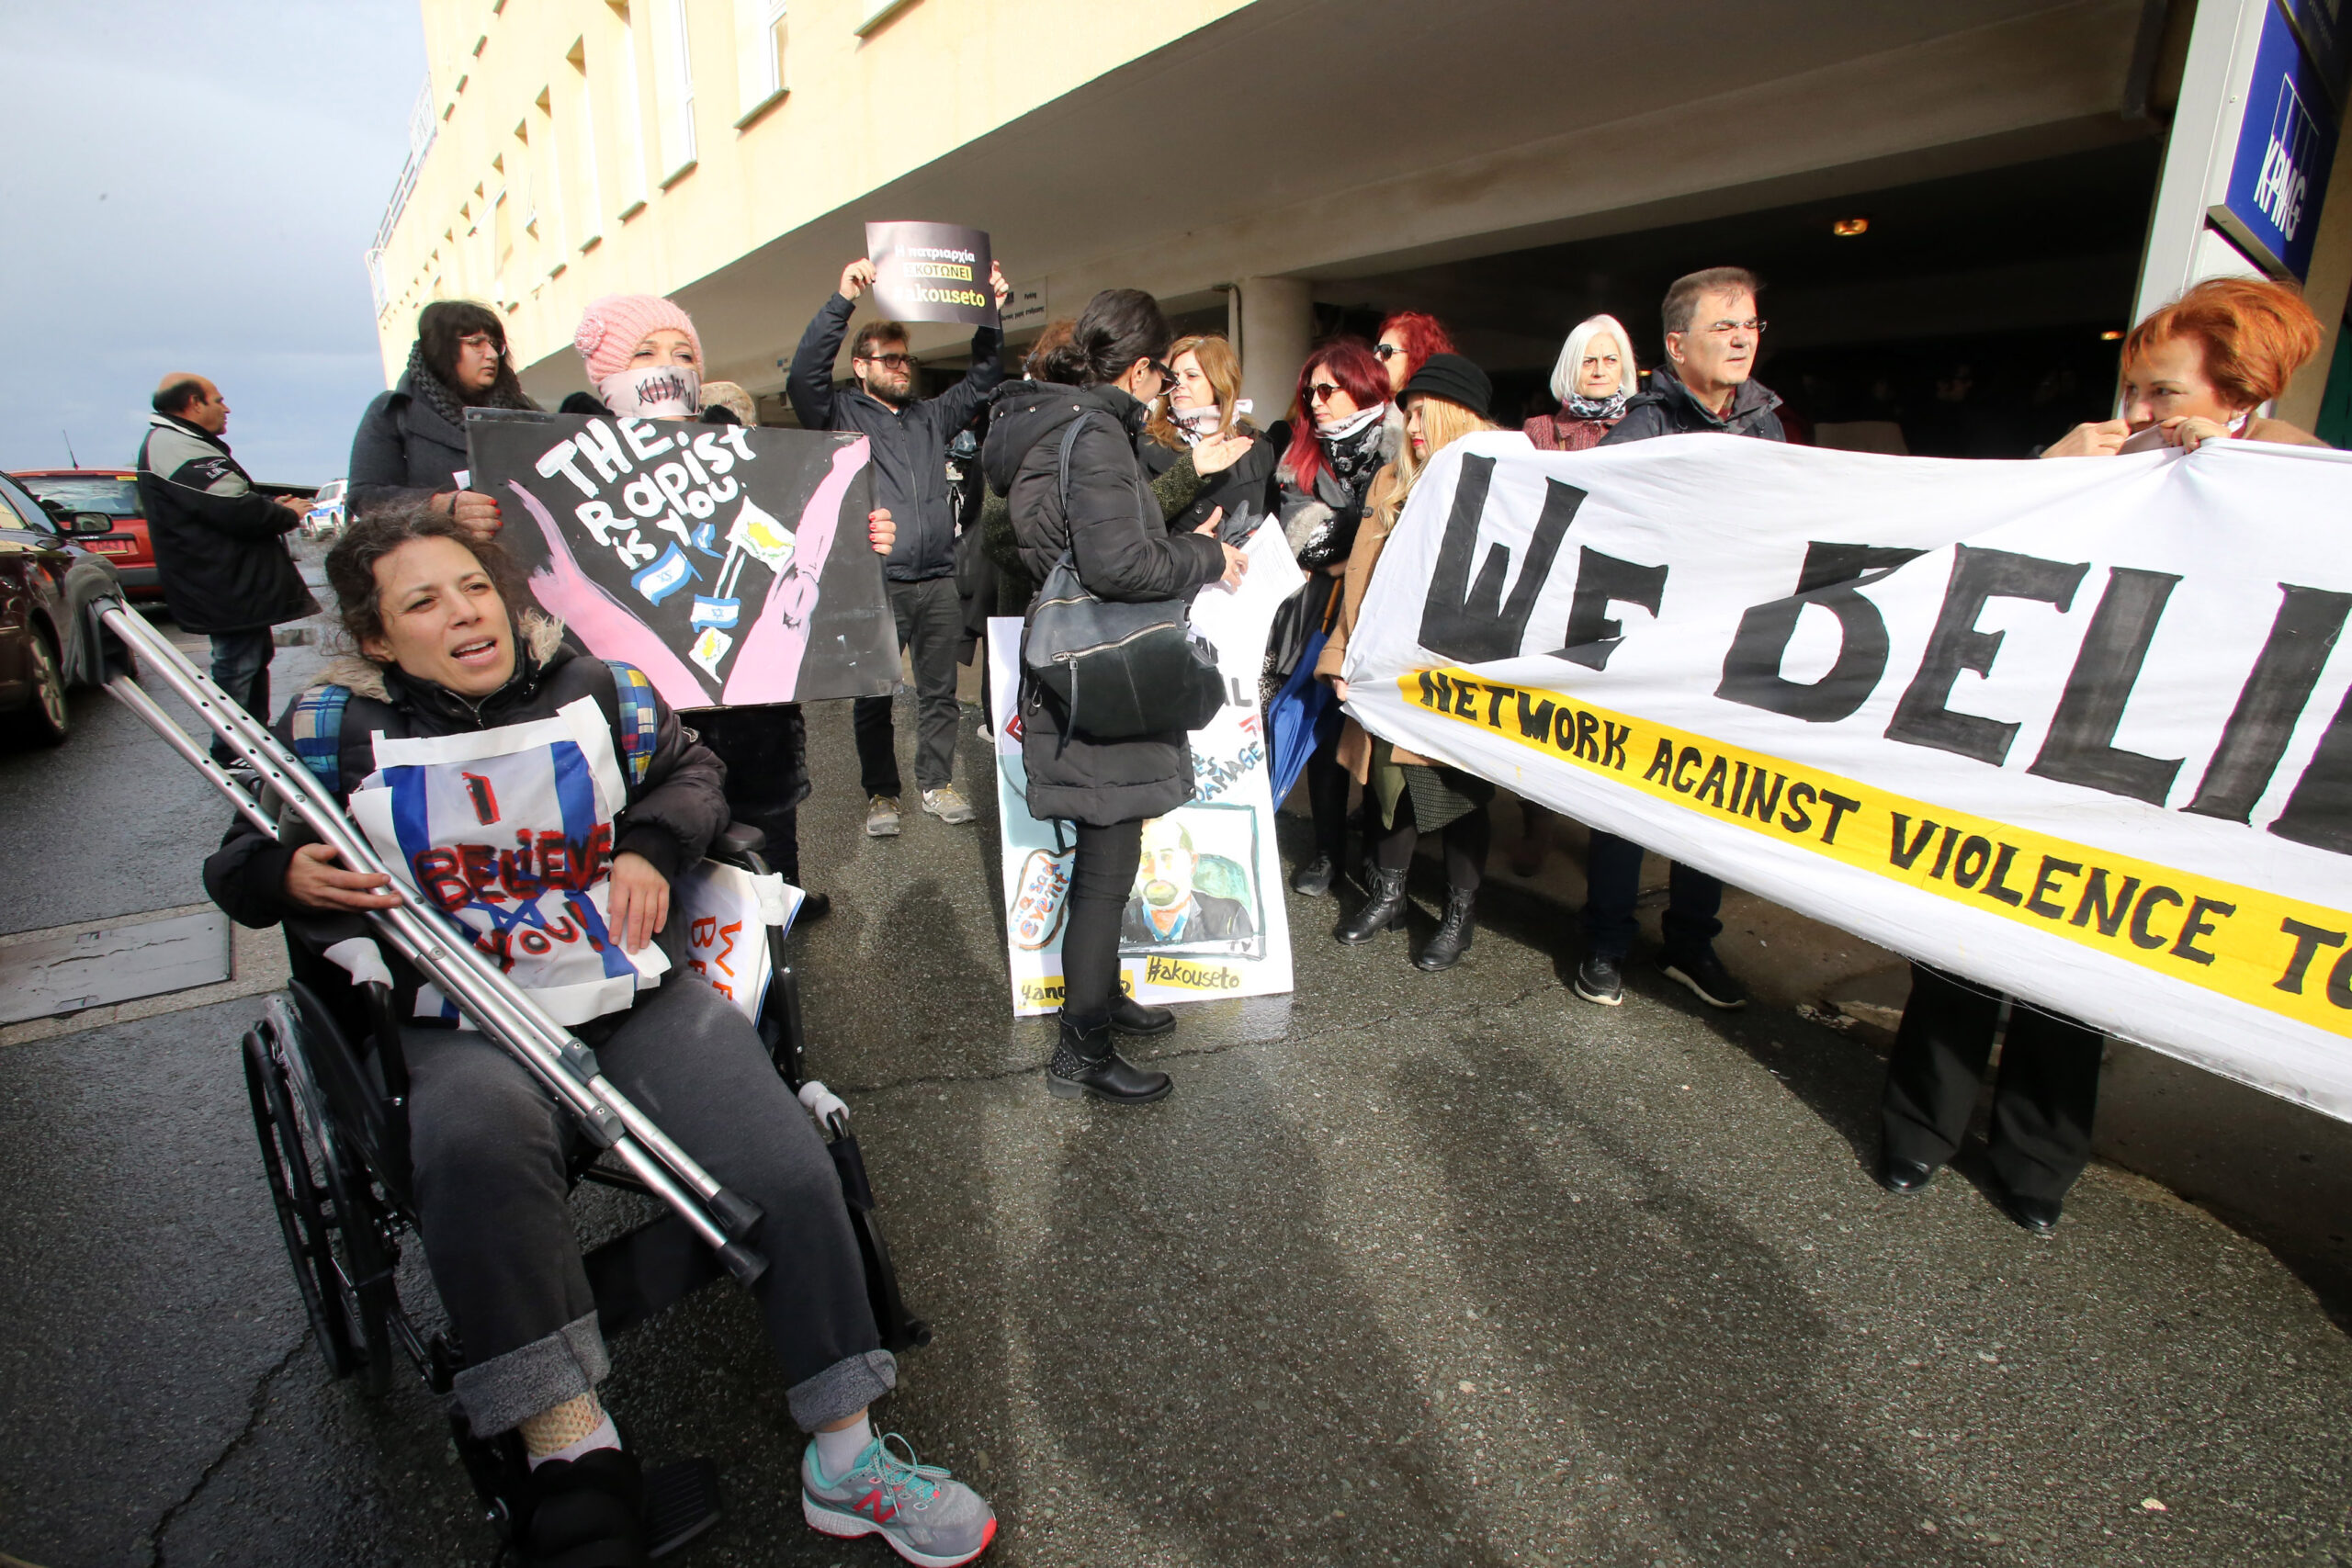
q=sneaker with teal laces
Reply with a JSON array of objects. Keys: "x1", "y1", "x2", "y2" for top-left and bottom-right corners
[{"x1": 802, "y1": 1432, "x2": 997, "y2": 1566}]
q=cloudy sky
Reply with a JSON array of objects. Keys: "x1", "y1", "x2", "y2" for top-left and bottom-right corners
[{"x1": 1, "y1": 3, "x2": 424, "y2": 484}]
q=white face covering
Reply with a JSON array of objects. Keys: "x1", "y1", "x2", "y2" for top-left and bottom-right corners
[
  {"x1": 1171, "y1": 398, "x2": 1252, "y2": 444},
  {"x1": 599, "y1": 363, "x2": 701, "y2": 418}
]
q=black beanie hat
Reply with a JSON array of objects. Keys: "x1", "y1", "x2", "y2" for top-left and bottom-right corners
[{"x1": 1400, "y1": 353, "x2": 1492, "y2": 421}]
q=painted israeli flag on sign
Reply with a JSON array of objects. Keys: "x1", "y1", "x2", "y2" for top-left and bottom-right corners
[
  {"x1": 630, "y1": 543, "x2": 700, "y2": 605},
  {"x1": 346, "y1": 697, "x2": 668, "y2": 1027}
]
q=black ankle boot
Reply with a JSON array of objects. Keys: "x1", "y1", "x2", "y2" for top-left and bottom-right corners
[
  {"x1": 1335, "y1": 865, "x2": 1410, "y2": 944},
  {"x1": 1107, "y1": 993, "x2": 1175, "y2": 1035},
  {"x1": 1048, "y1": 1010, "x2": 1173, "y2": 1103},
  {"x1": 1414, "y1": 886, "x2": 1476, "y2": 971}
]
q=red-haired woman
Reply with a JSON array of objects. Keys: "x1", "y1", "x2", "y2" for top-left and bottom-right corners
[
  {"x1": 1273, "y1": 339, "x2": 1400, "y2": 896},
  {"x1": 1374, "y1": 311, "x2": 1456, "y2": 398},
  {"x1": 1876, "y1": 276, "x2": 2331, "y2": 1241},
  {"x1": 2045, "y1": 276, "x2": 2328, "y2": 456}
]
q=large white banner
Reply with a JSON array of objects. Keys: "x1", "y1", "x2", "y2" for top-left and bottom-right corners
[
  {"x1": 1344, "y1": 433, "x2": 2352, "y2": 1122},
  {"x1": 990, "y1": 522, "x2": 1304, "y2": 1017}
]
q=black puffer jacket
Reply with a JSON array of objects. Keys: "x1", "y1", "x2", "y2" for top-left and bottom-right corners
[
  {"x1": 1600, "y1": 361, "x2": 1786, "y2": 445},
  {"x1": 134, "y1": 413, "x2": 319, "y2": 635},
  {"x1": 346, "y1": 349, "x2": 540, "y2": 519},
  {"x1": 983, "y1": 381, "x2": 1224, "y2": 826},
  {"x1": 204, "y1": 619, "x2": 728, "y2": 1024}
]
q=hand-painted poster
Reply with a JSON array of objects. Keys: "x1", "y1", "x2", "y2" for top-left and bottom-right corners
[
  {"x1": 989, "y1": 522, "x2": 1306, "y2": 1017},
  {"x1": 468, "y1": 411, "x2": 898, "y2": 709},
  {"x1": 865, "y1": 220, "x2": 998, "y2": 328}
]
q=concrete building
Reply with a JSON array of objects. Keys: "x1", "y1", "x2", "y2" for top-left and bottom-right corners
[{"x1": 368, "y1": 0, "x2": 2352, "y2": 446}]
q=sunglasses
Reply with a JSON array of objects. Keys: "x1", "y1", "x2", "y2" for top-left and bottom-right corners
[
  {"x1": 1373, "y1": 343, "x2": 1404, "y2": 361},
  {"x1": 1148, "y1": 359, "x2": 1175, "y2": 384},
  {"x1": 1307, "y1": 381, "x2": 1346, "y2": 402},
  {"x1": 862, "y1": 352, "x2": 919, "y2": 370}
]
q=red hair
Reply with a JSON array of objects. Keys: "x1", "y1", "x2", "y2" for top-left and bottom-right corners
[
  {"x1": 1377, "y1": 311, "x2": 1456, "y2": 383},
  {"x1": 1282, "y1": 338, "x2": 1391, "y2": 491},
  {"x1": 2123, "y1": 276, "x2": 2324, "y2": 410}
]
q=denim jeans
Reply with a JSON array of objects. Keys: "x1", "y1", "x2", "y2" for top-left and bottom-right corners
[
  {"x1": 1581, "y1": 829, "x2": 1723, "y2": 961},
  {"x1": 209, "y1": 629, "x2": 275, "y2": 763}
]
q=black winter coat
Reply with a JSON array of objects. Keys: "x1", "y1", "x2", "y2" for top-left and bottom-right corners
[
  {"x1": 786, "y1": 292, "x2": 1003, "y2": 583},
  {"x1": 347, "y1": 367, "x2": 475, "y2": 519},
  {"x1": 1140, "y1": 425, "x2": 1280, "y2": 537},
  {"x1": 134, "y1": 413, "x2": 318, "y2": 634},
  {"x1": 204, "y1": 623, "x2": 729, "y2": 1026},
  {"x1": 982, "y1": 381, "x2": 1225, "y2": 827},
  {"x1": 1600, "y1": 362, "x2": 1786, "y2": 445}
]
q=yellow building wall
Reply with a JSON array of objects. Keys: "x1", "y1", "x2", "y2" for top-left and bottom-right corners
[{"x1": 371, "y1": 0, "x2": 1255, "y2": 385}]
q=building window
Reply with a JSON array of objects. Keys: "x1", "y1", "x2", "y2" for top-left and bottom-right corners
[
  {"x1": 650, "y1": 0, "x2": 696, "y2": 187},
  {"x1": 733, "y1": 0, "x2": 787, "y2": 125},
  {"x1": 569, "y1": 42, "x2": 605, "y2": 250},
  {"x1": 611, "y1": 3, "x2": 650, "y2": 219},
  {"x1": 537, "y1": 89, "x2": 570, "y2": 271}
]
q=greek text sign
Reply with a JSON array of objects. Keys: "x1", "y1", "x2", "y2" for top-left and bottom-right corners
[
  {"x1": 469, "y1": 411, "x2": 897, "y2": 710},
  {"x1": 1344, "y1": 433, "x2": 2352, "y2": 1122},
  {"x1": 865, "y1": 220, "x2": 997, "y2": 328}
]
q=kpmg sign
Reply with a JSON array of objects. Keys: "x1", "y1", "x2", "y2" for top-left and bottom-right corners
[{"x1": 2214, "y1": 0, "x2": 2343, "y2": 279}]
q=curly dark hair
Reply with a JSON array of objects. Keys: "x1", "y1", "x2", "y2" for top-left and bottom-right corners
[{"x1": 322, "y1": 501, "x2": 527, "y2": 658}]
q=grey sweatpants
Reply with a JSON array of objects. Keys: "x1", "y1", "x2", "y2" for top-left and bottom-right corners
[{"x1": 401, "y1": 977, "x2": 895, "y2": 1437}]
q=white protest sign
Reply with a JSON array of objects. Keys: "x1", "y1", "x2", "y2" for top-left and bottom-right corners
[
  {"x1": 991, "y1": 521, "x2": 1305, "y2": 1017},
  {"x1": 1344, "y1": 433, "x2": 2352, "y2": 1121}
]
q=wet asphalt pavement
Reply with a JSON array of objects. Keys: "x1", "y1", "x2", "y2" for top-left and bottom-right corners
[{"x1": 1, "y1": 614, "x2": 2348, "y2": 1567}]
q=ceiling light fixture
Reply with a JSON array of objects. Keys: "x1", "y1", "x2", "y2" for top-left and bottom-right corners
[
  {"x1": 1832, "y1": 216, "x2": 1870, "y2": 237},
  {"x1": 2100, "y1": 329, "x2": 2124, "y2": 341}
]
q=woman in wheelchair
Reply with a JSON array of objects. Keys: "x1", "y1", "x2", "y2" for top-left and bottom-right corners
[{"x1": 203, "y1": 502, "x2": 996, "y2": 1568}]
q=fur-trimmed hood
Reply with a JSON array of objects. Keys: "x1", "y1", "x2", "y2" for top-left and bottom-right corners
[{"x1": 315, "y1": 609, "x2": 566, "y2": 704}]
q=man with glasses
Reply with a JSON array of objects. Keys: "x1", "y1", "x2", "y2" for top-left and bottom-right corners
[
  {"x1": 789, "y1": 255, "x2": 1012, "y2": 836},
  {"x1": 1576, "y1": 266, "x2": 1785, "y2": 1011}
]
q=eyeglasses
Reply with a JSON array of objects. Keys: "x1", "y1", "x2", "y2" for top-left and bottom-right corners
[
  {"x1": 1307, "y1": 381, "x2": 1346, "y2": 402},
  {"x1": 861, "y1": 352, "x2": 919, "y2": 370},
  {"x1": 1695, "y1": 319, "x2": 1767, "y2": 337},
  {"x1": 457, "y1": 333, "x2": 508, "y2": 360},
  {"x1": 1373, "y1": 343, "x2": 1403, "y2": 361}
]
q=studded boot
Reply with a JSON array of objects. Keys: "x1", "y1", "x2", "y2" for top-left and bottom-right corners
[{"x1": 1048, "y1": 1009, "x2": 1173, "y2": 1103}]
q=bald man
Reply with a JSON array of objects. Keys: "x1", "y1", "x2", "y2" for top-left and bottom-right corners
[{"x1": 136, "y1": 374, "x2": 317, "y2": 761}]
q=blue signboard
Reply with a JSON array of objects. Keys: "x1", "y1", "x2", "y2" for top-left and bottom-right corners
[
  {"x1": 2216, "y1": 1, "x2": 2342, "y2": 279},
  {"x1": 2284, "y1": 0, "x2": 2348, "y2": 105}
]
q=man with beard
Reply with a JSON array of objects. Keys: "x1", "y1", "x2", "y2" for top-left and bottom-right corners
[
  {"x1": 788, "y1": 256, "x2": 1012, "y2": 839},
  {"x1": 1121, "y1": 818, "x2": 1255, "y2": 945}
]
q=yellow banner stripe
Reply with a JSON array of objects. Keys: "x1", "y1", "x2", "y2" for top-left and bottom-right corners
[{"x1": 1400, "y1": 668, "x2": 2352, "y2": 1035}]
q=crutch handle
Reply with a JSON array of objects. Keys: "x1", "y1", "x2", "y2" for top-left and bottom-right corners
[{"x1": 707, "y1": 1187, "x2": 764, "y2": 1241}]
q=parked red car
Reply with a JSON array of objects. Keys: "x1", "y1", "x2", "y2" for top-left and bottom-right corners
[{"x1": 9, "y1": 469, "x2": 159, "y2": 600}]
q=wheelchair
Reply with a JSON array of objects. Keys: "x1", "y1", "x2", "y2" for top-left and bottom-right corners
[{"x1": 238, "y1": 819, "x2": 929, "y2": 1555}]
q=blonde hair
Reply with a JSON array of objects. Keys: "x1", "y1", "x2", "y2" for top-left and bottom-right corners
[
  {"x1": 1147, "y1": 333, "x2": 1246, "y2": 449},
  {"x1": 1547, "y1": 314, "x2": 1638, "y2": 405},
  {"x1": 699, "y1": 379, "x2": 756, "y2": 425},
  {"x1": 1374, "y1": 395, "x2": 1498, "y2": 530}
]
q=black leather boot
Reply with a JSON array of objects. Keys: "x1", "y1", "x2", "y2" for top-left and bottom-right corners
[
  {"x1": 1335, "y1": 865, "x2": 1410, "y2": 944},
  {"x1": 1414, "y1": 886, "x2": 1476, "y2": 971},
  {"x1": 1107, "y1": 993, "x2": 1175, "y2": 1036},
  {"x1": 1048, "y1": 1010, "x2": 1173, "y2": 1103}
]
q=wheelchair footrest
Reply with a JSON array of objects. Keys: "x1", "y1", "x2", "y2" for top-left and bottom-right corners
[{"x1": 645, "y1": 1456, "x2": 724, "y2": 1560}]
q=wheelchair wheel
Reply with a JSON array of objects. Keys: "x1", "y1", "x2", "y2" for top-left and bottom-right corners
[{"x1": 244, "y1": 1017, "x2": 400, "y2": 1393}]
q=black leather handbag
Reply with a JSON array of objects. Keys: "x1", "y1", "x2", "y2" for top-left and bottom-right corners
[{"x1": 1022, "y1": 412, "x2": 1225, "y2": 740}]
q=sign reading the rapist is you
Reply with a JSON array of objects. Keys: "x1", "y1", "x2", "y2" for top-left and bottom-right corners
[
  {"x1": 469, "y1": 412, "x2": 898, "y2": 710},
  {"x1": 865, "y1": 220, "x2": 997, "y2": 328},
  {"x1": 1344, "y1": 434, "x2": 2352, "y2": 1122}
]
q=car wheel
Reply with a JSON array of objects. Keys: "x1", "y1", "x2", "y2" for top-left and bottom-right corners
[{"x1": 21, "y1": 629, "x2": 70, "y2": 745}]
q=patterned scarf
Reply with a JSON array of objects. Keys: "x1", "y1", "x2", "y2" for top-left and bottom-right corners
[
  {"x1": 1317, "y1": 402, "x2": 1390, "y2": 503},
  {"x1": 1565, "y1": 389, "x2": 1630, "y2": 423},
  {"x1": 402, "y1": 341, "x2": 537, "y2": 430}
]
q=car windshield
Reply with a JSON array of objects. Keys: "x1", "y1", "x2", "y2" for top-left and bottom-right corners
[{"x1": 17, "y1": 475, "x2": 140, "y2": 517}]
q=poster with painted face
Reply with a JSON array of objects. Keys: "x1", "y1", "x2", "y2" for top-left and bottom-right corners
[
  {"x1": 989, "y1": 518, "x2": 1306, "y2": 1016},
  {"x1": 468, "y1": 411, "x2": 898, "y2": 709}
]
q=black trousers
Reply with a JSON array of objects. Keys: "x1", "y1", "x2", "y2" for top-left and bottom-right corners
[
  {"x1": 686, "y1": 704, "x2": 806, "y2": 884},
  {"x1": 1878, "y1": 964, "x2": 2104, "y2": 1204},
  {"x1": 1582, "y1": 829, "x2": 1721, "y2": 961},
  {"x1": 1061, "y1": 818, "x2": 1144, "y2": 1018},
  {"x1": 854, "y1": 577, "x2": 963, "y2": 798},
  {"x1": 1304, "y1": 695, "x2": 1350, "y2": 862},
  {"x1": 1372, "y1": 793, "x2": 1490, "y2": 892}
]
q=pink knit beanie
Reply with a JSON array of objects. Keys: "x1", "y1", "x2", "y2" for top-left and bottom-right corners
[{"x1": 573, "y1": 293, "x2": 702, "y2": 383}]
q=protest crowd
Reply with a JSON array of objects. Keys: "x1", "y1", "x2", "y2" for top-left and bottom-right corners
[{"x1": 124, "y1": 231, "x2": 2334, "y2": 1566}]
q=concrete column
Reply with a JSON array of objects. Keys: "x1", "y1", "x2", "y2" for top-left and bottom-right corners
[
  {"x1": 2128, "y1": 0, "x2": 2267, "y2": 325},
  {"x1": 1234, "y1": 276, "x2": 1313, "y2": 430}
]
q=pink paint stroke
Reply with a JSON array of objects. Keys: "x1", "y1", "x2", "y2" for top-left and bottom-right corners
[
  {"x1": 508, "y1": 479, "x2": 714, "y2": 709},
  {"x1": 722, "y1": 438, "x2": 869, "y2": 705}
]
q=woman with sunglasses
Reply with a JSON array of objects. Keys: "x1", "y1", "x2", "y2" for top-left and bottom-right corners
[
  {"x1": 985, "y1": 289, "x2": 1248, "y2": 1103},
  {"x1": 1272, "y1": 339, "x2": 1399, "y2": 897},
  {"x1": 349, "y1": 299, "x2": 539, "y2": 539},
  {"x1": 1373, "y1": 311, "x2": 1456, "y2": 398}
]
